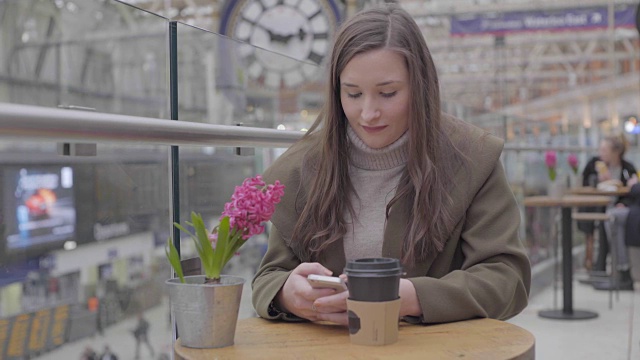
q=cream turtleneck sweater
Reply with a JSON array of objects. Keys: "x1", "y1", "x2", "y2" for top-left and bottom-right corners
[{"x1": 343, "y1": 126, "x2": 409, "y2": 261}]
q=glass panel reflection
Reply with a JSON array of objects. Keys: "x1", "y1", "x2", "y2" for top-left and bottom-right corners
[
  {"x1": 0, "y1": 0, "x2": 169, "y2": 119},
  {"x1": 0, "y1": 140, "x2": 172, "y2": 360},
  {"x1": 176, "y1": 22, "x2": 323, "y2": 131}
]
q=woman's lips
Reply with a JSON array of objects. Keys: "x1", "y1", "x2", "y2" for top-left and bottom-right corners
[{"x1": 362, "y1": 125, "x2": 387, "y2": 133}]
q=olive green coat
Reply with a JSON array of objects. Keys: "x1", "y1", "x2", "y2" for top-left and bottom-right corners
[{"x1": 252, "y1": 115, "x2": 531, "y2": 324}]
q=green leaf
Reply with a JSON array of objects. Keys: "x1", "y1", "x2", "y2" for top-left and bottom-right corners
[
  {"x1": 548, "y1": 168, "x2": 557, "y2": 181},
  {"x1": 165, "y1": 237, "x2": 185, "y2": 283},
  {"x1": 210, "y1": 216, "x2": 231, "y2": 280},
  {"x1": 223, "y1": 229, "x2": 245, "y2": 266},
  {"x1": 173, "y1": 222, "x2": 196, "y2": 241},
  {"x1": 175, "y1": 221, "x2": 205, "y2": 265},
  {"x1": 189, "y1": 212, "x2": 217, "y2": 279}
]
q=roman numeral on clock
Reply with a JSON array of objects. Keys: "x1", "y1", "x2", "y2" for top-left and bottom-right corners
[
  {"x1": 313, "y1": 32, "x2": 328, "y2": 40},
  {"x1": 308, "y1": 51, "x2": 323, "y2": 65}
]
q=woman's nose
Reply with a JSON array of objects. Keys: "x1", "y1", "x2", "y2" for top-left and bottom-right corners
[{"x1": 361, "y1": 98, "x2": 380, "y2": 121}]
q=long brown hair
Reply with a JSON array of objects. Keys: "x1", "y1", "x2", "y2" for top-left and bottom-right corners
[{"x1": 290, "y1": 5, "x2": 463, "y2": 266}]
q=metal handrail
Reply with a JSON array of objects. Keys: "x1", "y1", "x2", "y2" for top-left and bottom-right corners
[
  {"x1": 0, "y1": 103, "x2": 303, "y2": 148},
  {"x1": 0, "y1": 103, "x2": 598, "y2": 152}
]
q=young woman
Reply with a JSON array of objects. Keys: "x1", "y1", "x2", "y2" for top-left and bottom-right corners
[
  {"x1": 252, "y1": 4, "x2": 530, "y2": 325},
  {"x1": 578, "y1": 135, "x2": 638, "y2": 273}
]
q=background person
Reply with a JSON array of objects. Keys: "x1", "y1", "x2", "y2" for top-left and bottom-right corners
[
  {"x1": 252, "y1": 4, "x2": 530, "y2": 325},
  {"x1": 577, "y1": 135, "x2": 637, "y2": 274},
  {"x1": 99, "y1": 345, "x2": 119, "y2": 360},
  {"x1": 80, "y1": 346, "x2": 97, "y2": 360},
  {"x1": 596, "y1": 176, "x2": 638, "y2": 291},
  {"x1": 131, "y1": 313, "x2": 154, "y2": 359}
]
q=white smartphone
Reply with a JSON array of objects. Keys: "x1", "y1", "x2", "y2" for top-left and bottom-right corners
[{"x1": 307, "y1": 274, "x2": 347, "y2": 292}]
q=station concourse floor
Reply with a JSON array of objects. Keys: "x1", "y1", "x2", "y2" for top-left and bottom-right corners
[
  {"x1": 37, "y1": 269, "x2": 640, "y2": 360},
  {"x1": 508, "y1": 271, "x2": 640, "y2": 360}
]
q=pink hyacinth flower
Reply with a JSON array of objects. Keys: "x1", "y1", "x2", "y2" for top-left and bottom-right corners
[
  {"x1": 567, "y1": 154, "x2": 578, "y2": 168},
  {"x1": 221, "y1": 175, "x2": 285, "y2": 240},
  {"x1": 568, "y1": 153, "x2": 578, "y2": 170},
  {"x1": 545, "y1": 151, "x2": 557, "y2": 168}
]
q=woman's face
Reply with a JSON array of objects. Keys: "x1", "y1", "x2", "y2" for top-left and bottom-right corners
[
  {"x1": 339, "y1": 48, "x2": 410, "y2": 149},
  {"x1": 598, "y1": 140, "x2": 619, "y2": 163}
]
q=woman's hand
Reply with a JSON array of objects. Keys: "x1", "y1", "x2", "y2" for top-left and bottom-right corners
[
  {"x1": 311, "y1": 278, "x2": 423, "y2": 325},
  {"x1": 311, "y1": 274, "x2": 349, "y2": 324},
  {"x1": 276, "y1": 262, "x2": 338, "y2": 321},
  {"x1": 399, "y1": 279, "x2": 422, "y2": 317}
]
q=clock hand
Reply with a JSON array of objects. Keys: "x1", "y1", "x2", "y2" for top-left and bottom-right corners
[
  {"x1": 297, "y1": 28, "x2": 307, "y2": 41},
  {"x1": 272, "y1": 34, "x2": 294, "y2": 45},
  {"x1": 254, "y1": 22, "x2": 295, "y2": 44},
  {"x1": 273, "y1": 28, "x2": 305, "y2": 45},
  {"x1": 254, "y1": 23, "x2": 282, "y2": 44}
]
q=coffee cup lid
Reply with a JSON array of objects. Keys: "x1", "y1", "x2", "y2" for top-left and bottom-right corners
[{"x1": 344, "y1": 258, "x2": 403, "y2": 277}]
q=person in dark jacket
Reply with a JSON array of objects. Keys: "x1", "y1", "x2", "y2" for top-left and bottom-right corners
[
  {"x1": 577, "y1": 135, "x2": 637, "y2": 272},
  {"x1": 625, "y1": 184, "x2": 640, "y2": 282},
  {"x1": 131, "y1": 313, "x2": 154, "y2": 359},
  {"x1": 588, "y1": 135, "x2": 638, "y2": 290}
]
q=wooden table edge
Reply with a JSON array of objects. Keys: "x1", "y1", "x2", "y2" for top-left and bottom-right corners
[
  {"x1": 569, "y1": 186, "x2": 630, "y2": 196},
  {"x1": 174, "y1": 317, "x2": 535, "y2": 360},
  {"x1": 523, "y1": 195, "x2": 611, "y2": 207}
]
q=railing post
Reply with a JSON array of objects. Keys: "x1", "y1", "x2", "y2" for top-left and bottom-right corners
[{"x1": 169, "y1": 21, "x2": 180, "y2": 256}]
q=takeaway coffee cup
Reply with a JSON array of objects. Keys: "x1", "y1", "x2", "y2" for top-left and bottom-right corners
[{"x1": 344, "y1": 258, "x2": 403, "y2": 346}]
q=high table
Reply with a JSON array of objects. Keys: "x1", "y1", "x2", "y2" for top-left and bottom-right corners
[
  {"x1": 569, "y1": 186, "x2": 630, "y2": 196},
  {"x1": 174, "y1": 317, "x2": 535, "y2": 359},
  {"x1": 524, "y1": 195, "x2": 611, "y2": 320}
]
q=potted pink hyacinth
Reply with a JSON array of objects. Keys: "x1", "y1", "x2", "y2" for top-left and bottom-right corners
[
  {"x1": 544, "y1": 151, "x2": 564, "y2": 198},
  {"x1": 545, "y1": 150, "x2": 557, "y2": 181},
  {"x1": 567, "y1": 153, "x2": 580, "y2": 188},
  {"x1": 165, "y1": 175, "x2": 284, "y2": 349},
  {"x1": 567, "y1": 153, "x2": 579, "y2": 175}
]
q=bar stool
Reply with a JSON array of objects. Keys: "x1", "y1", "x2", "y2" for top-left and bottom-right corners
[{"x1": 572, "y1": 211, "x2": 617, "y2": 309}]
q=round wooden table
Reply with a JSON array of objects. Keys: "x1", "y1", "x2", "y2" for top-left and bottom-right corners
[
  {"x1": 174, "y1": 317, "x2": 535, "y2": 359},
  {"x1": 524, "y1": 195, "x2": 611, "y2": 320},
  {"x1": 523, "y1": 195, "x2": 611, "y2": 207}
]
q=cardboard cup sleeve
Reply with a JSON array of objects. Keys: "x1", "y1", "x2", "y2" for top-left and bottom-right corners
[{"x1": 346, "y1": 298, "x2": 401, "y2": 346}]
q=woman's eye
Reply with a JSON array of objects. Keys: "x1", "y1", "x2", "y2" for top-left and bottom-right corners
[
  {"x1": 381, "y1": 91, "x2": 397, "y2": 98},
  {"x1": 347, "y1": 93, "x2": 362, "y2": 99}
]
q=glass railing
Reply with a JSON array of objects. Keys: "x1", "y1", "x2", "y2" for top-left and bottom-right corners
[
  {"x1": 0, "y1": 103, "x2": 300, "y2": 360},
  {"x1": 175, "y1": 21, "x2": 323, "y2": 129},
  {"x1": 0, "y1": 0, "x2": 305, "y2": 358},
  {"x1": 0, "y1": 0, "x2": 169, "y2": 119},
  {"x1": 0, "y1": 140, "x2": 173, "y2": 359}
]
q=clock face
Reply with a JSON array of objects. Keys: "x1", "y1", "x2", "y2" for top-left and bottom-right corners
[{"x1": 222, "y1": 0, "x2": 340, "y2": 89}]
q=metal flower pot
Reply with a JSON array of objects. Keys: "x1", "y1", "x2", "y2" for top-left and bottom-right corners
[
  {"x1": 166, "y1": 275, "x2": 245, "y2": 348},
  {"x1": 547, "y1": 181, "x2": 565, "y2": 199}
]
